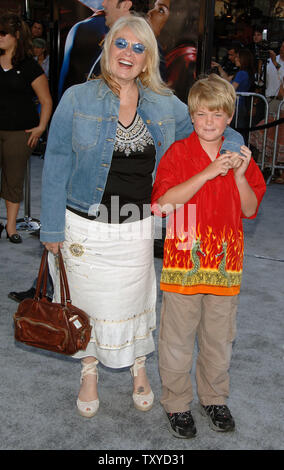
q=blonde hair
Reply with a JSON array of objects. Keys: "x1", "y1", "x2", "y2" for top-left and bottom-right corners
[
  {"x1": 100, "y1": 14, "x2": 171, "y2": 96},
  {"x1": 188, "y1": 74, "x2": 236, "y2": 117}
]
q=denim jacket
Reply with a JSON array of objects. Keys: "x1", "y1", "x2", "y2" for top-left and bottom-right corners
[{"x1": 40, "y1": 79, "x2": 243, "y2": 242}]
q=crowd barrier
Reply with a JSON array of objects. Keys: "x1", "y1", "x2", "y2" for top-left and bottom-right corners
[
  {"x1": 16, "y1": 155, "x2": 41, "y2": 233},
  {"x1": 270, "y1": 100, "x2": 284, "y2": 182},
  {"x1": 236, "y1": 92, "x2": 284, "y2": 182},
  {"x1": 236, "y1": 92, "x2": 269, "y2": 171}
]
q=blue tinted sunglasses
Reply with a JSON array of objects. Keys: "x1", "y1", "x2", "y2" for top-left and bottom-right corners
[{"x1": 114, "y1": 37, "x2": 146, "y2": 54}]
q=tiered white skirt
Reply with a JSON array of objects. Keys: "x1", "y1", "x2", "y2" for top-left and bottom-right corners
[{"x1": 48, "y1": 209, "x2": 156, "y2": 368}]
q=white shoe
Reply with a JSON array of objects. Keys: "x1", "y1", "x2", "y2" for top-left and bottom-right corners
[
  {"x1": 130, "y1": 356, "x2": 154, "y2": 412},
  {"x1": 77, "y1": 359, "x2": 99, "y2": 418}
]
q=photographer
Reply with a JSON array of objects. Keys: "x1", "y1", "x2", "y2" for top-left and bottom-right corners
[
  {"x1": 266, "y1": 39, "x2": 284, "y2": 114},
  {"x1": 211, "y1": 48, "x2": 255, "y2": 144},
  {"x1": 219, "y1": 42, "x2": 241, "y2": 80},
  {"x1": 248, "y1": 25, "x2": 263, "y2": 58}
]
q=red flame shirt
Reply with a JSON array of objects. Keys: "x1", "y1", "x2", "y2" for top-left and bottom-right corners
[{"x1": 152, "y1": 132, "x2": 266, "y2": 296}]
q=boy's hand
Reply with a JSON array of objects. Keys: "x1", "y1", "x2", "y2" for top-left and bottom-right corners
[
  {"x1": 205, "y1": 154, "x2": 234, "y2": 180},
  {"x1": 233, "y1": 145, "x2": 252, "y2": 180},
  {"x1": 222, "y1": 151, "x2": 243, "y2": 169}
]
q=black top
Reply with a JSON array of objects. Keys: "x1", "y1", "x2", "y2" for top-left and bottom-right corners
[
  {"x1": 96, "y1": 113, "x2": 156, "y2": 224},
  {"x1": 0, "y1": 56, "x2": 44, "y2": 130}
]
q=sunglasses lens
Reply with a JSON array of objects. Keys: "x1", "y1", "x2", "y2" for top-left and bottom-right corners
[
  {"x1": 132, "y1": 43, "x2": 145, "y2": 54},
  {"x1": 0, "y1": 31, "x2": 8, "y2": 37},
  {"x1": 115, "y1": 38, "x2": 127, "y2": 50},
  {"x1": 114, "y1": 38, "x2": 146, "y2": 54}
]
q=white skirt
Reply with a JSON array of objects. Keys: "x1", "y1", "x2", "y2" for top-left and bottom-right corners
[{"x1": 48, "y1": 209, "x2": 156, "y2": 368}]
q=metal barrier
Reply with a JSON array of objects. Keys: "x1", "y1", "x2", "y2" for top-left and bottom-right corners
[
  {"x1": 16, "y1": 155, "x2": 41, "y2": 232},
  {"x1": 269, "y1": 100, "x2": 284, "y2": 182},
  {"x1": 236, "y1": 93, "x2": 284, "y2": 182},
  {"x1": 236, "y1": 92, "x2": 269, "y2": 171}
]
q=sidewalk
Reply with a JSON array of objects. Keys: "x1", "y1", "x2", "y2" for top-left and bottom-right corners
[{"x1": 0, "y1": 155, "x2": 283, "y2": 450}]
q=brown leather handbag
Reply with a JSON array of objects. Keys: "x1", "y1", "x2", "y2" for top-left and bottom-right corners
[{"x1": 14, "y1": 248, "x2": 92, "y2": 355}]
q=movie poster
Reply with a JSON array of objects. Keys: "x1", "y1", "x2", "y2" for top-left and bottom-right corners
[
  {"x1": 55, "y1": 0, "x2": 200, "y2": 103},
  {"x1": 0, "y1": 0, "x2": 22, "y2": 16}
]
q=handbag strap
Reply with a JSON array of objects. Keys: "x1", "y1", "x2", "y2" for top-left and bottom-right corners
[
  {"x1": 57, "y1": 249, "x2": 72, "y2": 305},
  {"x1": 35, "y1": 248, "x2": 71, "y2": 306},
  {"x1": 35, "y1": 249, "x2": 49, "y2": 300}
]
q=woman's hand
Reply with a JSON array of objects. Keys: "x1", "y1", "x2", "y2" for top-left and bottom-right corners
[
  {"x1": 25, "y1": 125, "x2": 44, "y2": 148},
  {"x1": 211, "y1": 61, "x2": 220, "y2": 68},
  {"x1": 210, "y1": 62, "x2": 233, "y2": 82},
  {"x1": 43, "y1": 242, "x2": 64, "y2": 255}
]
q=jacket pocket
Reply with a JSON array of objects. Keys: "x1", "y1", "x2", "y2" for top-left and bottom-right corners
[{"x1": 72, "y1": 113, "x2": 102, "y2": 150}]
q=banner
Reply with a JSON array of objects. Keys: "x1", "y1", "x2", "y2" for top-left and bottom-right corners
[
  {"x1": 0, "y1": 0, "x2": 22, "y2": 16},
  {"x1": 57, "y1": 1, "x2": 200, "y2": 103},
  {"x1": 157, "y1": 0, "x2": 199, "y2": 103}
]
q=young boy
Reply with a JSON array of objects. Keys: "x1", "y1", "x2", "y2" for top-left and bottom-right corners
[{"x1": 151, "y1": 74, "x2": 266, "y2": 438}]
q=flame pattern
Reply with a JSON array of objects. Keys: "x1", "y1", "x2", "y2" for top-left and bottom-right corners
[{"x1": 161, "y1": 222, "x2": 244, "y2": 292}]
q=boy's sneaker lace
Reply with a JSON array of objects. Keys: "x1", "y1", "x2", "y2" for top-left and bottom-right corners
[
  {"x1": 200, "y1": 404, "x2": 235, "y2": 432},
  {"x1": 166, "y1": 410, "x2": 197, "y2": 438}
]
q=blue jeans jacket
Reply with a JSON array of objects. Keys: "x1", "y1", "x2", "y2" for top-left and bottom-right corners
[{"x1": 40, "y1": 79, "x2": 243, "y2": 242}]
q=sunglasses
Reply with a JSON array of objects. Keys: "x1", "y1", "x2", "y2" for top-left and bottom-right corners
[
  {"x1": 114, "y1": 37, "x2": 146, "y2": 55},
  {"x1": 0, "y1": 30, "x2": 8, "y2": 37}
]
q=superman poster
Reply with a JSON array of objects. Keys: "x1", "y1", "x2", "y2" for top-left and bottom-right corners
[{"x1": 54, "y1": 0, "x2": 202, "y2": 102}]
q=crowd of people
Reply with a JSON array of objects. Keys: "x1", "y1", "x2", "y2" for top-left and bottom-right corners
[
  {"x1": 212, "y1": 25, "x2": 284, "y2": 121},
  {"x1": 211, "y1": 24, "x2": 284, "y2": 182},
  {"x1": 0, "y1": 0, "x2": 272, "y2": 440}
]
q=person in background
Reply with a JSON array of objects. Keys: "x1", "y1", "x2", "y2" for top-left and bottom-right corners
[
  {"x1": 212, "y1": 48, "x2": 255, "y2": 143},
  {"x1": 247, "y1": 25, "x2": 263, "y2": 58},
  {"x1": 147, "y1": 0, "x2": 170, "y2": 38},
  {"x1": 247, "y1": 24, "x2": 265, "y2": 88},
  {"x1": 219, "y1": 42, "x2": 241, "y2": 80},
  {"x1": 265, "y1": 39, "x2": 284, "y2": 115},
  {"x1": 58, "y1": 1, "x2": 108, "y2": 97},
  {"x1": 30, "y1": 20, "x2": 45, "y2": 40},
  {"x1": 151, "y1": 74, "x2": 266, "y2": 438},
  {"x1": 249, "y1": 41, "x2": 284, "y2": 182},
  {"x1": 147, "y1": 0, "x2": 171, "y2": 82},
  {"x1": 0, "y1": 13, "x2": 52, "y2": 243},
  {"x1": 33, "y1": 37, "x2": 49, "y2": 77},
  {"x1": 58, "y1": 1, "x2": 150, "y2": 98}
]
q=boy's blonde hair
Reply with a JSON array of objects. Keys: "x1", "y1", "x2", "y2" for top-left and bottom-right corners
[{"x1": 187, "y1": 74, "x2": 236, "y2": 117}]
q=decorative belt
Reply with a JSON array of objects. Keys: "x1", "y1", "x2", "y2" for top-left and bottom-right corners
[{"x1": 66, "y1": 206, "x2": 96, "y2": 220}]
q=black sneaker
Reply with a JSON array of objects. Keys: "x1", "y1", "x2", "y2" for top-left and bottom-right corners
[
  {"x1": 200, "y1": 404, "x2": 235, "y2": 432},
  {"x1": 8, "y1": 287, "x2": 36, "y2": 303},
  {"x1": 166, "y1": 410, "x2": 197, "y2": 439},
  {"x1": 8, "y1": 287, "x2": 52, "y2": 303}
]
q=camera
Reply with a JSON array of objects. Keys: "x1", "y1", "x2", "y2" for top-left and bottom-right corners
[
  {"x1": 256, "y1": 40, "x2": 280, "y2": 60},
  {"x1": 256, "y1": 30, "x2": 280, "y2": 61}
]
